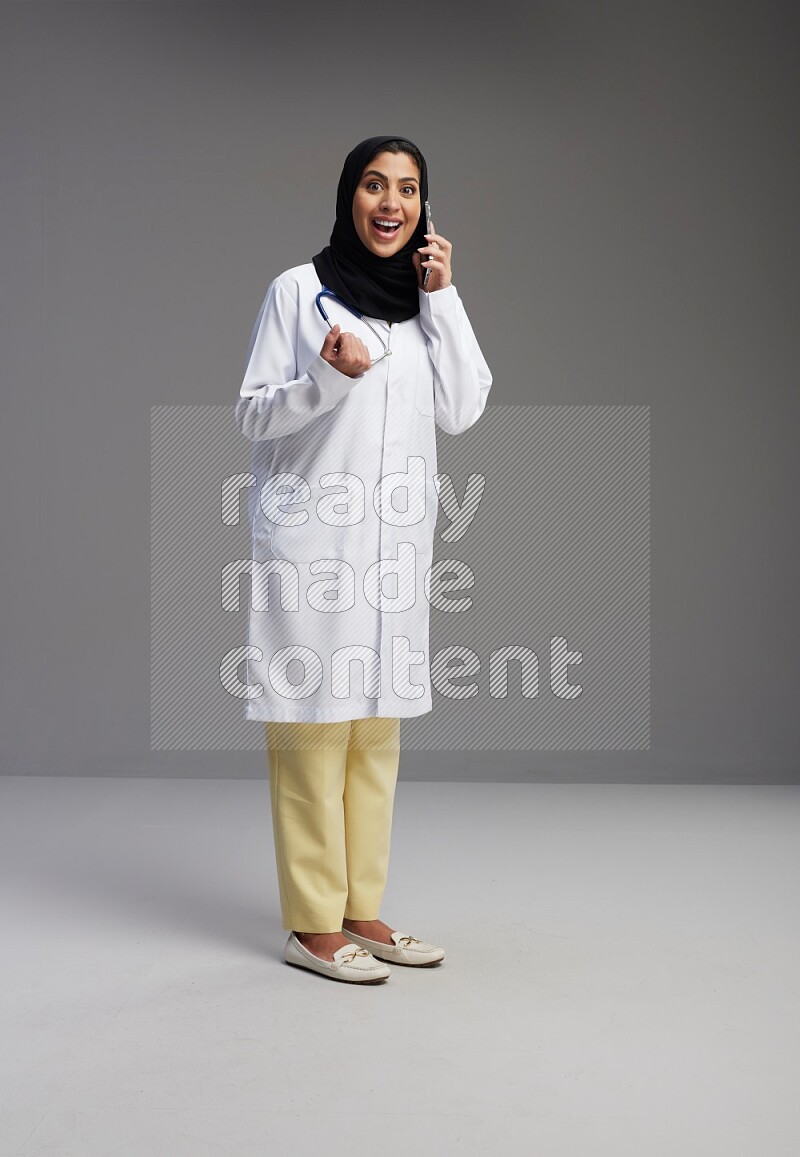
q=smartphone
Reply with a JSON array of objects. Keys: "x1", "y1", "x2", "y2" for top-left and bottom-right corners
[{"x1": 423, "y1": 200, "x2": 434, "y2": 287}]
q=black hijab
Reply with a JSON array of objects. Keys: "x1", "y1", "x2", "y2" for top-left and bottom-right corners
[{"x1": 312, "y1": 135, "x2": 429, "y2": 324}]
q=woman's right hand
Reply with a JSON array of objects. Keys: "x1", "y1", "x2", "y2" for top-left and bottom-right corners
[{"x1": 319, "y1": 324, "x2": 371, "y2": 378}]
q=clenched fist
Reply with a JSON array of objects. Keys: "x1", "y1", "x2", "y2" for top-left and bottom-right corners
[{"x1": 319, "y1": 324, "x2": 371, "y2": 378}]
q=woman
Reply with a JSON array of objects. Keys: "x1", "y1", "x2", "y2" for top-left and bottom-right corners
[{"x1": 235, "y1": 135, "x2": 492, "y2": 983}]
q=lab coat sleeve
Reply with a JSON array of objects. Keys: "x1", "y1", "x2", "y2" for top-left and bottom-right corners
[
  {"x1": 235, "y1": 278, "x2": 361, "y2": 441},
  {"x1": 417, "y1": 283, "x2": 493, "y2": 435}
]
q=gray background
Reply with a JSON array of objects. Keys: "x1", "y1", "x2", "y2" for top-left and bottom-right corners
[{"x1": 2, "y1": 0, "x2": 797, "y2": 782}]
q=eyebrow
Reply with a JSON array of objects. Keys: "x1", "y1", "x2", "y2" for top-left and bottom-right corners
[{"x1": 363, "y1": 169, "x2": 419, "y2": 184}]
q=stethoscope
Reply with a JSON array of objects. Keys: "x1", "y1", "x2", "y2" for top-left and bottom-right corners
[{"x1": 314, "y1": 285, "x2": 392, "y2": 366}]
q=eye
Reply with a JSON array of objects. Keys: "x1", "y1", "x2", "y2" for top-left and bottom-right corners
[
  {"x1": 402, "y1": 186, "x2": 416, "y2": 195},
  {"x1": 366, "y1": 180, "x2": 381, "y2": 191}
]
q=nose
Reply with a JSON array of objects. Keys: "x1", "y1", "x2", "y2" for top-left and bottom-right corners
[{"x1": 380, "y1": 188, "x2": 401, "y2": 213}]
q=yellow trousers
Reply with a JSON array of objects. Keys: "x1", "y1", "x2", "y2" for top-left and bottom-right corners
[{"x1": 264, "y1": 717, "x2": 401, "y2": 933}]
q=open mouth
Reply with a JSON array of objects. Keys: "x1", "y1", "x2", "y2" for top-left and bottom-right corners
[{"x1": 372, "y1": 218, "x2": 403, "y2": 238}]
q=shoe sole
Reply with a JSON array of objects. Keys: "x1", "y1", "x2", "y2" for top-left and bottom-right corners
[
  {"x1": 284, "y1": 959, "x2": 389, "y2": 984},
  {"x1": 370, "y1": 955, "x2": 443, "y2": 967}
]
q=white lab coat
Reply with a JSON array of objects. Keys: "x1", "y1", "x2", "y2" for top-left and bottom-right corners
[{"x1": 235, "y1": 261, "x2": 492, "y2": 723}]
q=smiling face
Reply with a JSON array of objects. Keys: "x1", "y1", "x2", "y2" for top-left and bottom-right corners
[{"x1": 352, "y1": 150, "x2": 422, "y2": 257}]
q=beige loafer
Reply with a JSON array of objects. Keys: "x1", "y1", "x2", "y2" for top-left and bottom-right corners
[
  {"x1": 284, "y1": 933, "x2": 390, "y2": 983},
  {"x1": 342, "y1": 929, "x2": 445, "y2": 967}
]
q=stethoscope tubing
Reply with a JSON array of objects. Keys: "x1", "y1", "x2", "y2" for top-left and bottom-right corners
[{"x1": 314, "y1": 286, "x2": 391, "y2": 364}]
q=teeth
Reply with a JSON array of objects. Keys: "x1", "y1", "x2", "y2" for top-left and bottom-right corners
[{"x1": 375, "y1": 220, "x2": 401, "y2": 228}]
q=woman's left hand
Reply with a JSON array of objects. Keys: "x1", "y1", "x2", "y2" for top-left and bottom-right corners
[{"x1": 413, "y1": 232, "x2": 453, "y2": 292}]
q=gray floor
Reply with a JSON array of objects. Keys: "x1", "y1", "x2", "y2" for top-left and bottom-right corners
[{"x1": 1, "y1": 777, "x2": 799, "y2": 1156}]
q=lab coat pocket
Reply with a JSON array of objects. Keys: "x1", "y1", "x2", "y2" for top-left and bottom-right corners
[
  {"x1": 269, "y1": 486, "x2": 345, "y2": 563},
  {"x1": 415, "y1": 345, "x2": 436, "y2": 416}
]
